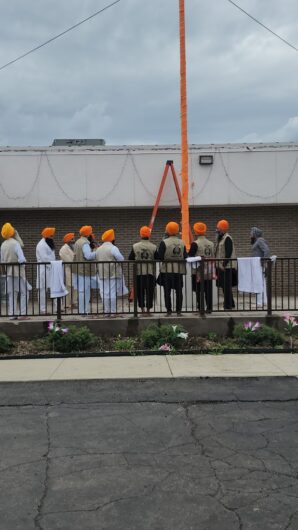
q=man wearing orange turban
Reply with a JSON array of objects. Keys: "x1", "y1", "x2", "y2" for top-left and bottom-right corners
[
  {"x1": 96, "y1": 229, "x2": 128, "y2": 316},
  {"x1": 215, "y1": 219, "x2": 237, "y2": 310},
  {"x1": 73, "y1": 225, "x2": 97, "y2": 314},
  {"x1": 128, "y1": 226, "x2": 158, "y2": 315},
  {"x1": 157, "y1": 221, "x2": 187, "y2": 316},
  {"x1": 36, "y1": 227, "x2": 57, "y2": 314},
  {"x1": 59, "y1": 233, "x2": 77, "y2": 310},
  {"x1": 1, "y1": 223, "x2": 31, "y2": 319},
  {"x1": 188, "y1": 222, "x2": 214, "y2": 313}
]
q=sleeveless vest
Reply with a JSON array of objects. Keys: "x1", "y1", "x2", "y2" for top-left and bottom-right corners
[
  {"x1": 160, "y1": 236, "x2": 186, "y2": 274},
  {"x1": 194, "y1": 236, "x2": 215, "y2": 279},
  {"x1": 96, "y1": 243, "x2": 122, "y2": 279},
  {"x1": 73, "y1": 237, "x2": 96, "y2": 276},
  {"x1": 215, "y1": 233, "x2": 236, "y2": 269},
  {"x1": 1, "y1": 238, "x2": 25, "y2": 278},
  {"x1": 132, "y1": 240, "x2": 157, "y2": 275}
]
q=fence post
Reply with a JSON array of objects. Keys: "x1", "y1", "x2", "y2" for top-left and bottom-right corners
[
  {"x1": 199, "y1": 258, "x2": 206, "y2": 317},
  {"x1": 267, "y1": 259, "x2": 272, "y2": 316},
  {"x1": 57, "y1": 297, "x2": 62, "y2": 322},
  {"x1": 133, "y1": 262, "x2": 138, "y2": 318}
]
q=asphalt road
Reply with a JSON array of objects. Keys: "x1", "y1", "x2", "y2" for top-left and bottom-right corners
[{"x1": 1, "y1": 377, "x2": 298, "y2": 530}]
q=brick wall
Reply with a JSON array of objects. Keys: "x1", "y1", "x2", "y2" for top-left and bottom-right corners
[{"x1": 0, "y1": 205, "x2": 297, "y2": 262}]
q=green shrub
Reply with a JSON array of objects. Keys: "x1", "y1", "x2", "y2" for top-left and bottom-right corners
[
  {"x1": 140, "y1": 324, "x2": 188, "y2": 350},
  {"x1": 234, "y1": 323, "x2": 284, "y2": 347},
  {"x1": 47, "y1": 323, "x2": 97, "y2": 353},
  {"x1": 0, "y1": 332, "x2": 13, "y2": 353},
  {"x1": 113, "y1": 336, "x2": 136, "y2": 351}
]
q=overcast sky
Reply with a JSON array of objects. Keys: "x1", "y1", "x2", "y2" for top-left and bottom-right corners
[{"x1": 0, "y1": 0, "x2": 298, "y2": 146}]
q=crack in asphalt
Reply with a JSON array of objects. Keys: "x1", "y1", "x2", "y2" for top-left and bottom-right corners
[
  {"x1": 34, "y1": 408, "x2": 51, "y2": 530},
  {"x1": 0, "y1": 397, "x2": 298, "y2": 409}
]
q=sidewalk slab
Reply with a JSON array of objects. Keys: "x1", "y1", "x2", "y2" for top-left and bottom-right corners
[
  {"x1": 0, "y1": 358, "x2": 64, "y2": 382},
  {"x1": 0, "y1": 354, "x2": 297, "y2": 382},
  {"x1": 262, "y1": 354, "x2": 298, "y2": 376},
  {"x1": 49, "y1": 355, "x2": 172, "y2": 380},
  {"x1": 167, "y1": 354, "x2": 284, "y2": 378}
]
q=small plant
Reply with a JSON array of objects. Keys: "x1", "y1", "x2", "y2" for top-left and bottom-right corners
[
  {"x1": 113, "y1": 336, "x2": 136, "y2": 351},
  {"x1": 47, "y1": 323, "x2": 97, "y2": 353},
  {"x1": 234, "y1": 322, "x2": 284, "y2": 347},
  {"x1": 0, "y1": 332, "x2": 13, "y2": 353},
  {"x1": 283, "y1": 313, "x2": 298, "y2": 352},
  {"x1": 141, "y1": 324, "x2": 188, "y2": 350},
  {"x1": 207, "y1": 332, "x2": 218, "y2": 341}
]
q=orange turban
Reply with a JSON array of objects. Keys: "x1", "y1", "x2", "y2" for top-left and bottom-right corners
[
  {"x1": 41, "y1": 227, "x2": 56, "y2": 238},
  {"x1": 102, "y1": 229, "x2": 115, "y2": 242},
  {"x1": 63, "y1": 232, "x2": 75, "y2": 243},
  {"x1": 79, "y1": 225, "x2": 93, "y2": 237},
  {"x1": 140, "y1": 226, "x2": 151, "y2": 238},
  {"x1": 216, "y1": 219, "x2": 229, "y2": 233},
  {"x1": 165, "y1": 222, "x2": 179, "y2": 236},
  {"x1": 193, "y1": 222, "x2": 207, "y2": 236},
  {"x1": 1, "y1": 222, "x2": 15, "y2": 240}
]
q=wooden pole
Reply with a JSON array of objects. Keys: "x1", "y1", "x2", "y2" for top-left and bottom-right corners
[{"x1": 179, "y1": 0, "x2": 190, "y2": 250}]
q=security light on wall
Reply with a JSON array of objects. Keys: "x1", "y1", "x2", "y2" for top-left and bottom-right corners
[{"x1": 199, "y1": 155, "x2": 213, "y2": 165}]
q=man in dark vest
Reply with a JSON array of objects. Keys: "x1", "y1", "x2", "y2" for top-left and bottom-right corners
[
  {"x1": 129, "y1": 226, "x2": 158, "y2": 316},
  {"x1": 188, "y1": 222, "x2": 214, "y2": 313},
  {"x1": 215, "y1": 219, "x2": 236, "y2": 310},
  {"x1": 158, "y1": 221, "x2": 187, "y2": 316}
]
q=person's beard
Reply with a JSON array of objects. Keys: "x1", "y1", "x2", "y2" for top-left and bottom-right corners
[
  {"x1": 216, "y1": 231, "x2": 223, "y2": 241},
  {"x1": 250, "y1": 237, "x2": 256, "y2": 245},
  {"x1": 45, "y1": 237, "x2": 55, "y2": 250}
]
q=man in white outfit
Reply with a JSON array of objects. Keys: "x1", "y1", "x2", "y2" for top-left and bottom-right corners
[
  {"x1": 59, "y1": 232, "x2": 77, "y2": 309},
  {"x1": 96, "y1": 229, "x2": 127, "y2": 317},
  {"x1": 36, "y1": 227, "x2": 56, "y2": 314},
  {"x1": 73, "y1": 225, "x2": 96, "y2": 314},
  {"x1": 1, "y1": 222, "x2": 30, "y2": 319}
]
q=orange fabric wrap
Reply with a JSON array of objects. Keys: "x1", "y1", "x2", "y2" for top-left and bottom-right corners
[{"x1": 179, "y1": 0, "x2": 190, "y2": 250}]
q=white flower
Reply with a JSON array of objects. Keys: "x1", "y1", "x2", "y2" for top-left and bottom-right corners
[
  {"x1": 172, "y1": 325, "x2": 178, "y2": 332},
  {"x1": 177, "y1": 332, "x2": 188, "y2": 340}
]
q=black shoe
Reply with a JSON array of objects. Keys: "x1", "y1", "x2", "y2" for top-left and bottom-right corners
[{"x1": 166, "y1": 311, "x2": 172, "y2": 316}]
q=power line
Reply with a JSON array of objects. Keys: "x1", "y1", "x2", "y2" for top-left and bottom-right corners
[
  {"x1": 0, "y1": 0, "x2": 122, "y2": 72},
  {"x1": 226, "y1": 0, "x2": 298, "y2": 53}
]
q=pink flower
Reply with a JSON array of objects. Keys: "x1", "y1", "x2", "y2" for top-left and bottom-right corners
[
  {"x1": 61, "y1": 328, "x2": 69, "y2": 334},
  {"x1": 284, "y1": 313, "x2": 298, "y2": 326},
  {"x1": 48, "y1": 322, "x2": 54, "y2": 331},
  {"x1": 159, "y1": 343, "x2": 172, "y2": 351},
  {"x1": 243, "y1": 321, "x2": 261, "y2": 332},
  {"x1": 283, "y1": 313, "x2": 298, "y2": 330}
]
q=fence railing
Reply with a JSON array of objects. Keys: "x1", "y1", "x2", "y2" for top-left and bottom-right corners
[{"x1": 0, "y1": 258, "x2": 296, "y2": 319}]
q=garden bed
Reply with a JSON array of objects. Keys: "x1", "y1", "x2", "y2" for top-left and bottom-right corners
[{"x1": 0, "y1": 318, "x2": 297, "y2": 359}]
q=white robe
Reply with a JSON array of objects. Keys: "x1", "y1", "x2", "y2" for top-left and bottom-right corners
[
  {"x1": 36, "y1": 238, "x2": 56, "y2": 289},
  {"x1": 59, "y1": 243, "x2": 74, "y2": 287}
]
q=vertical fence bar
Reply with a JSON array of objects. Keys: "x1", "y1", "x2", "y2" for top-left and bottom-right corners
[
  {"x1": 267, "y1": 259, "x2": 272, "y2": 316},
  {"x1": 199, "y1": 258, "x2": 205, "y2": 317},
  {"x1": 133, "y1": 261, "x2": 138, "y2": 318}
]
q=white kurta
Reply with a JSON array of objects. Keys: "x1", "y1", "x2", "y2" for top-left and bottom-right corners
[
  {"x1": 59, "y1": 243, "x2": 74, "y2": 286},
  {"x1": 36, "y1": 238, "x2": 56, "y2": 313},
  {"x1": 96, "y1": 243, "x2": 128, "y2": 314},
  {"x1": 59, "y1": 243, "x2": 77, "y2": 307}
]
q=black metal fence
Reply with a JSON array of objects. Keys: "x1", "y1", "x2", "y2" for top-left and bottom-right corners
[{"x1": 0, "y1": 258, "x2": 296, "y2": 319}]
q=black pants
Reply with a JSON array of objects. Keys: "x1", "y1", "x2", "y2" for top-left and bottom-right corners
[
  {"x1": 136, "y1": 274, "x2": 155, "y2": 310},
  {"x1": 192, "y1": 276, "x2": 213, "y2": 311},
  {"x1": 218, "y1": 269, "x2": 235, "y2": 310},
  {"x1": 161, "y1": 273, "x2": 183, "y2": 313}
]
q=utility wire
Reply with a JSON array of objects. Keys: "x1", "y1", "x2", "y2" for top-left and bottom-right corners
[
  {"x1": 226, "y1": 0, "x2": 298, "y2": 53},
  {"x1": 0, "y1": 0, "x2": 122, "y2": 72}
]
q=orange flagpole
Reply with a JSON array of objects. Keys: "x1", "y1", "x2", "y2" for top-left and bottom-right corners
[{"x1": 179, "y1": 0, "x2": 190, "y2": 250}]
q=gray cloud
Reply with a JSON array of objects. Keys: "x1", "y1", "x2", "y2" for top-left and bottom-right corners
[{"x1": 0, "y1": 0, "x2": 298, "y2": 146}]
